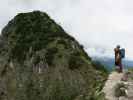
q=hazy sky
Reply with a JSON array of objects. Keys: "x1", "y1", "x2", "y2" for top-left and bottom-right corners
[{"x1": 0, "y1": 0, "x2": 133, "y2": 60}]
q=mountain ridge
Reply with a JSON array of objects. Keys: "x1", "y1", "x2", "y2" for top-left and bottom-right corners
[{"x1": 0, "y1": 11, "x2": 108, "y2": 100}]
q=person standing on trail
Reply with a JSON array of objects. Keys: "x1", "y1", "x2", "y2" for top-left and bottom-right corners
[{"x1": 114, "y1": 45, "x2": 125, "y2": 72}]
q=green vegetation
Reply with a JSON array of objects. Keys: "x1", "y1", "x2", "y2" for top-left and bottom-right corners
[
  {"x1": 92, "y1": 61, "x2": 108, "y2": 73},
  {"x1": 0, "y1": 11, "x2": 108, "y2": 100},
  {"x1": 68, "y1": 51, "x2": 85, "y2": 70}
]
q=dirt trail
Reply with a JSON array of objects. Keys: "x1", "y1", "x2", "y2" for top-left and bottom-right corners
[
  {"x1": 103, "y1": 70, "x2": 133, "y2": 100},
  {"x1": 103, "y1": 71, "x2": 124, "y2": 100}
]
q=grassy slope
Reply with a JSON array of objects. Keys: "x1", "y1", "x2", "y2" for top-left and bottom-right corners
[{"x1": 0, "y1": 11, "x2": 108, "y2": 100}]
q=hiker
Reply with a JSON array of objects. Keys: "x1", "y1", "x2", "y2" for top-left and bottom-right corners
[{"x1": 114, "y1": 45, "x2": 125, "y2": 72}]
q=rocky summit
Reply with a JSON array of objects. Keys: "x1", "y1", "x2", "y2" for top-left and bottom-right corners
[{"x1": 0, "y1": 11, "x2": 108, "y2": 100}]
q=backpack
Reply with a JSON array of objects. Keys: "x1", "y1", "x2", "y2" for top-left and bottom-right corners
[{"x1": 120, "y1": 48, "x2": 125, "y2": 58}]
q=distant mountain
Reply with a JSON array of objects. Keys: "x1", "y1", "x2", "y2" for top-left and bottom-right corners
[{"x1": 92, "y1": 56, "x2": 133, "y2": 71}]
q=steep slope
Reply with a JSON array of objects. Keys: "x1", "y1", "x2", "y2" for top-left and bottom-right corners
[{"x1": 0, "y1": 11, "x2": 107, "y2": 100}]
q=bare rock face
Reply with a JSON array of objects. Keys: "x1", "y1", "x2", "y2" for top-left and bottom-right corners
[{"x1": 0, "y1": 11, "x2": 108, "y2": 100}]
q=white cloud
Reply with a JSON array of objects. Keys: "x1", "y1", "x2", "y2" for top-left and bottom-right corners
[{"x1": 0, "y1": 0, "x2": 133, "y2": 60}]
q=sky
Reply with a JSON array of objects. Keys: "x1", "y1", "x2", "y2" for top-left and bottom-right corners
[{"x1": 0, "y1": 0, "x2": 133, "y2": 60}]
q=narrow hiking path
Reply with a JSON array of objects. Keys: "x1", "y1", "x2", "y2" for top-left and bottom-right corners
[
  {"x1": 103, "y1": 71, "x2": 124, "y2": 100},
  {"x1": 103, "y1": 71, "x2": 133, "y2": 100}
]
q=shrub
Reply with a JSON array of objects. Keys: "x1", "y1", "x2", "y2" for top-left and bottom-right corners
[
  {"x1": 68, "y1": 54, "x2": 84, "y2": 70},
  {"x1": 57, "y1": 39, "x2": 69, "y2": 49},
  {"x1": 45, "y1": 47, "x2": 58, "y2": 66}
]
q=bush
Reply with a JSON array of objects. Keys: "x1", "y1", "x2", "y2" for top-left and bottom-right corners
[
  {"x1": 45, "y1": 47, "x2": 58, "y2": 66},
  {"x1": 68, "y1": 54, "x2": 84, "y2": 70},
  {"x1": 57, "y1": 39, "x2": 69, "y2": 49}
]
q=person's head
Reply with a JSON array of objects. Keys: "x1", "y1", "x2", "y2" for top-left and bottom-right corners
[{"x1": 116, "y1": 45, "x2": 120, "y2": 49}]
